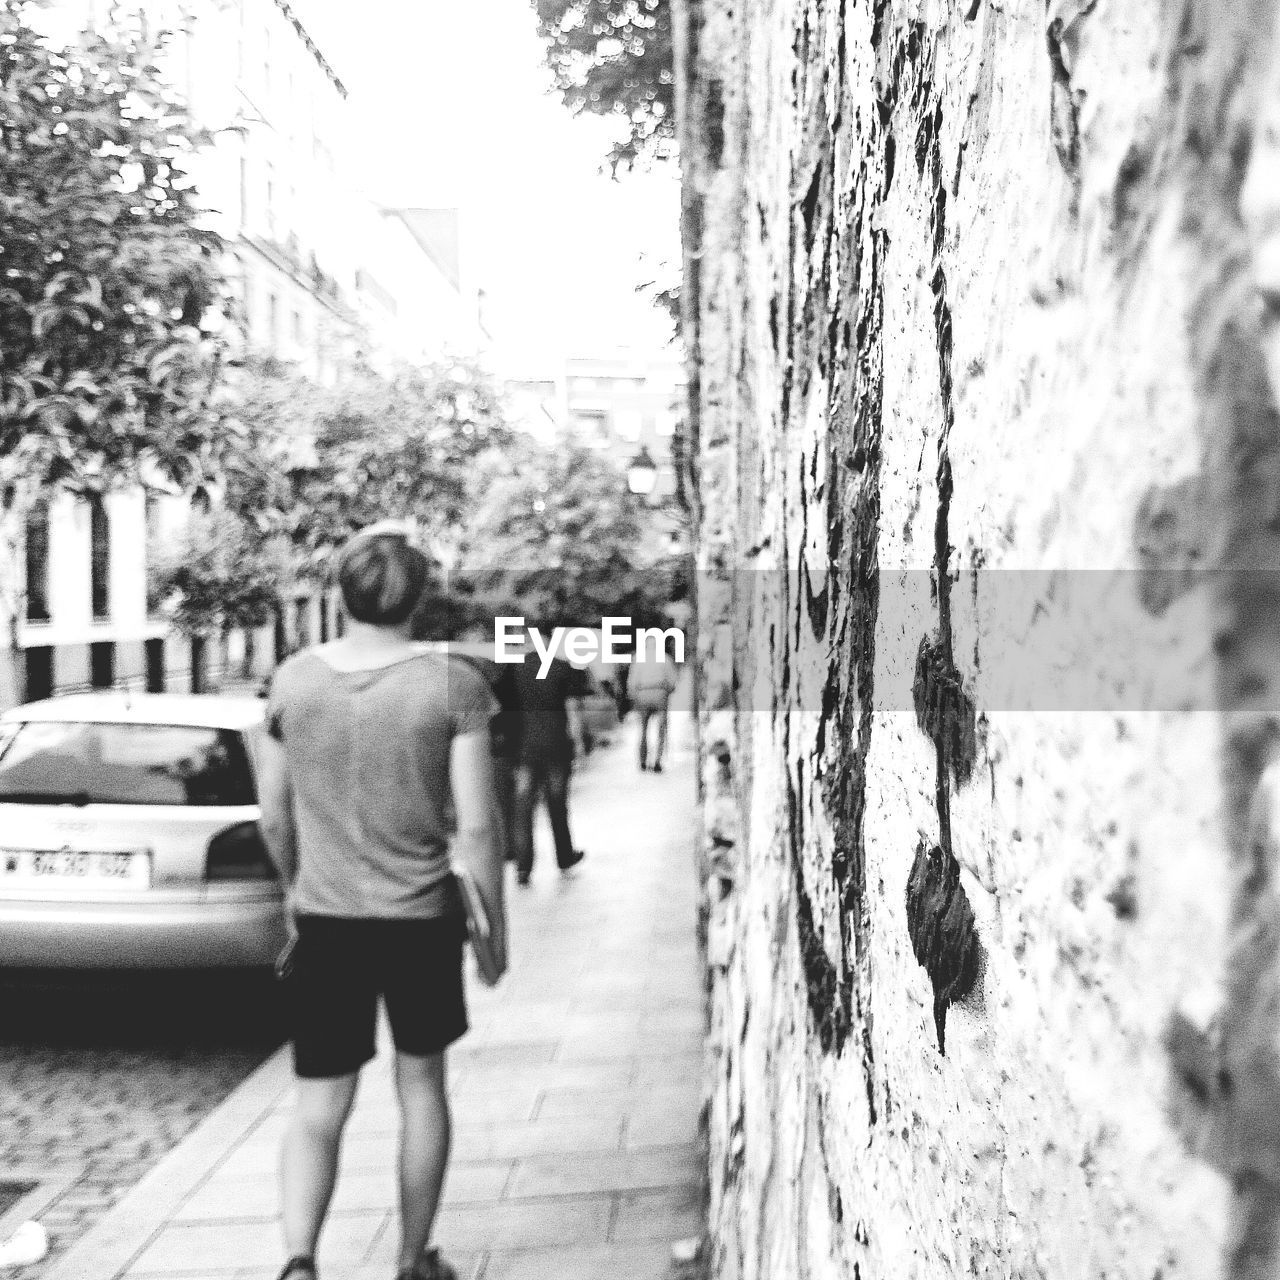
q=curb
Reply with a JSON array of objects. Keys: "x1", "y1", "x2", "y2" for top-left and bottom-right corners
[
  {"x1": 40, "y1": 1047, "x2": 293, "y2": 1280},
  {"x1": 0, "y1": 1167, "x2": 79, "y2": 1255}
]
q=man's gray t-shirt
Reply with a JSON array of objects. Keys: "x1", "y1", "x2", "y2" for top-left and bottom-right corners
[{"x1": 266, "y1": 648, "x2": 495, "y2": 919}]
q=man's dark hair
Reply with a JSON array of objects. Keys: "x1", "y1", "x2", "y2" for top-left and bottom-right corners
[{"x1": 336, "y1": 533, "x2": 429, "y2": 626}]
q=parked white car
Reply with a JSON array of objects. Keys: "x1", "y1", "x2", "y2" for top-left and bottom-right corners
[{"x1": 0, "y1": 693, "x2": 286, "y2": 969}]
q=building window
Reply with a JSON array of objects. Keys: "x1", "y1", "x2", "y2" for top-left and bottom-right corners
[
  {"x1": 89, "y1": 496, "x2": 110, "y2": 621},
  {"x1": 265, "y1": 165, "x2": 276, "y2": 239},
  {"x1": 273, "y1": 605, "x2": 288, "y2": 663},
  {"x1": 655, "y1": 410, "x2": 678, "y2": 437},
  {"x1": 144, "y1": 493, "x2": 164, "y2": 619},
  {"x1": 190, "y1": 635, "x2": 208, "y2": 694},
  {"x1": 24, "y1": 501, "x2": 50, "y2": 623},
  {"x1": 267, "y1": 292, "x2": 279, "y2": 352},
  {"x1": 616, "y1": 410, "x2": 643, "y2": 443},
  {"x1": 23, "y1": 647, "x2": 53, "y2": 702},
  {"x1": 293, "y1": 596, "x2": 311, "y2": 650},
  {"x1": 292, "y1": 309, "x2": 303, "y2": 346},
  {"x1": 239, "y1": 266, "x2": 253, "y2": 343},
  {"x1": 573, "y1": 412, "x2": 610, "y2": 449},
  {"x1": 316, "y1": 319, "x2": 330, "y2": 382},
  {"x1": 90, "y1": 640, "x2": 115, "y2": 689},
  {"x1": 145, "y1": 637, "x2": 166, "y2": 693}
]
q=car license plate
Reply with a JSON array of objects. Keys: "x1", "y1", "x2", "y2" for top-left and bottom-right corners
[{"x1": 0, "y1": 849, "x2": 151, "y2": 890}]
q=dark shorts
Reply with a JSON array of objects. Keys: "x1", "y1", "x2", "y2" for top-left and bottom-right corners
[{"x1": 288, "y1": 914, "x2": 468, "y2": 1079}]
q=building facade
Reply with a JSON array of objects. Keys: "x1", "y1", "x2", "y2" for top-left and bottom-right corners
[
  {"x1": 505, "y1": 346, "x2": 688, "y2": 504},
  {"x1": 8, "y1": 0, "x2": 478, "y2": 706}
]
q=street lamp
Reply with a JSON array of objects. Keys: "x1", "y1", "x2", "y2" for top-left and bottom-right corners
[{"x1": 627, "y1": 446, "x2": 658, "y2": 498}]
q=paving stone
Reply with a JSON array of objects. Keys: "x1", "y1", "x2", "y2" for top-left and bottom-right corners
[
  {"x1": 631, "y1": 1053, "x2": 706, "y2": 1088},
  {"x1": 534, "y1": 1082, "x2": 701, "y2": 1123},
  {"x1": 626, "y1": 1106, "x2": 706, "y2": 1150},
  {"x1": 129, "y1": 1209, "x2": 387, "y2": 1273},
  {"x1": 641, "y1": 1007, "x2": 708, "y2": 1036},
  {"x1": 435, "y1": 1195, "x2": 614, "y2": 1251},
  {"x1": 611, "y1": 1186, "x2": 705, "y2": 1243},
  {"x1": 554, "y1": 1034, "x2": 694, "y2": 1063},
  {"x1": 446, "y1": 1041, "x2": 559, "y2": 1069},
  {"x1": 451, "y1": 1117, "x2": 627, "y2": 1161},
  {"x1": 505, "y1": 1146, "x2": 701, "y2": 1199},
  {"x1": 463, "y1": 1061, "x2": 635, "y2": 1095},
  {"x1": 481, "y1": 1242, "x2": 676, "y2": 1280},
  {"x1": 351, "y1": 1251, "x2": 485, "y2": 1280}
]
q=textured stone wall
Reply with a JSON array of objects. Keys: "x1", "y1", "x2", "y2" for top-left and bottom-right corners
[{"x1": 677, "y1": 1, "x2": 1280, "y2": 1276}]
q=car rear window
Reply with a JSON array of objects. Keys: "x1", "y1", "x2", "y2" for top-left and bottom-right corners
[{"x1": 0, "y1": 721, "x2": 257, "y2": 807}]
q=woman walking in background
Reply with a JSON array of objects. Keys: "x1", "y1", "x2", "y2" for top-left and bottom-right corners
[
  {"x1": 630, "y1": 636, "x2": 679, "y2": 773},
  {"x1": 257, "y1": 526, "x2": 507, "y2": 1280}
]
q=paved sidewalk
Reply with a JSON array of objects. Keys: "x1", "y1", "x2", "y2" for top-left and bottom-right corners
[{"x1": 40, "y1": 719, "x2": 704, "y2": 1280}]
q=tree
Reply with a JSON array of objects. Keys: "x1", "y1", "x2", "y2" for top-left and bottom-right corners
[
  {"x1": 532, "y1": 0, "x2": 675, "y2": 172},
  {"x1": 222, "y1": 354, "x2": 516, "y2": 579},
  {"x1": 455, "y1": 439, "x2": 672, "y2": 629},
  {"x1": 0, "y1": 1, "x2": 235, "y2": 697},
  {"x1": 150, "y1": 507, "x2": 283, "y2": 688}
]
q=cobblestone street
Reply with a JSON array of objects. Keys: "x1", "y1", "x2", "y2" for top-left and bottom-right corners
[{"x1": 0, "y1": 973, "x2": 283, "y2": 1277}]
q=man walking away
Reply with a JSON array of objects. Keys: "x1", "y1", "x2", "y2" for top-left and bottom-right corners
[
  {"x1": 258, "y1": 529, "x2": 507, "y2": 1280},
  {"x1": 509, "y1": 645, "x2": 588, "y2": 884},
  {"x1": 630, "y1": 638, "x2": 679, "y2": 773}
]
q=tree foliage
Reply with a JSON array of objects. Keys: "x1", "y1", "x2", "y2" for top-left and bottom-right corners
[
  {"x1": 222, "y1": 355, "x2": 516, "y2": 577},
  {"x1": 455, "y1": 440, "x2": 672, "y2": 628},
  {"x1": 0, "y1": 0, "x2": 235, "y2": 504},
  {"x1": 533, "y1": 0, "x2": 675, "y2": 172},
  {"x1": 151, "y1": 507, "x2": 282, "y2": 639}
]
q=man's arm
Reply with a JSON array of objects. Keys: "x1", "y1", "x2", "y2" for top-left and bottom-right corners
[
  {"x1": 255, "y1": 729, "x2": 298, "y2": 921},
  {"x1": 450, "y1": 729, "x2": 507, "y2": 977}
]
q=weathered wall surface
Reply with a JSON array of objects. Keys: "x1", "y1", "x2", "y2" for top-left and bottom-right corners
[{"x1": 678, "y1": 1, "x2": 1280, "y2": 1276}]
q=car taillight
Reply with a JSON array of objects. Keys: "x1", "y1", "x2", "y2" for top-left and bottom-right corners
[{"x1": 205, "y1": 822, "x2": 276, "y2": 881}]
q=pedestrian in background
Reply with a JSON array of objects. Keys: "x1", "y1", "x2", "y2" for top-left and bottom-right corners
[
  {"x1": 257, "y1": 527, "x2": 506, "y2": 1280},
  {"x1": 631, "y1": 637, "x2": 679, "y2": 773},
  {"x1": 509, "y1": 639, "x2": 588, "y2": 885}
]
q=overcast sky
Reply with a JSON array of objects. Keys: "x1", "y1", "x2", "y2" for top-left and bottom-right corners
[{"x1": 298, "y1": 0, "x2": 682, "y2": 369}]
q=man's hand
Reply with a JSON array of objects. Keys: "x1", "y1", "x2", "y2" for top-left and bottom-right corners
[
  {"x1": 282, "y1": 884, "x2": 299, "y2": 939},
  {"x1": 451, "y1": 730, "x2": 507, "y2": 981}
]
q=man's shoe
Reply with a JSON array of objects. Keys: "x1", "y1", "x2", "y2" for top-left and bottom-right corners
[
  {"x1": 652, "y1": 762, "x2": 663, "y2": 774},
  {"x1": 559, "y1": 848, "x2": 585, "y2": 872},
  {"x1": 516, "y1": 870, "x2": 531, "y2": 886},
  {"x1": 276, "y1": 1258, "x2": 316, "y2": 1280},
  {"x1": 395, "y1": 1247, "x2": 457, "y2": 1280}
]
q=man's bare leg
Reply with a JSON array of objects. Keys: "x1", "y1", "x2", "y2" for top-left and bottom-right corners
[
  {"x1": 281, "y1": 1072, "x2": 359, "y2": 1262},
  {"x1": 394, "y1": 1050, "x2": 452, "y2": 1272}
]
